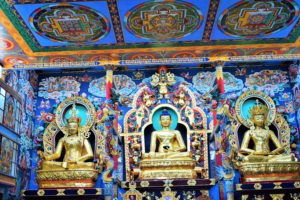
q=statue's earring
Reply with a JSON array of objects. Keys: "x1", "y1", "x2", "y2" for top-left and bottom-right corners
[{"x1": 250, "y1": 125, "x2": 255, "y2": 130}]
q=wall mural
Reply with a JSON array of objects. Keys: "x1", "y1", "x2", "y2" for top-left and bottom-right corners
[
  {"x1": 3, "y1": 69, "x2": 38, "y2": 194},
  {"x1": 244, "y1": 70, "x2": 289, "y2": 96},
  {"x1": 0, "y1": 136, "x2": 13, "y2": 175},
  {"x1": 88, "y1": 74, "x2": 137, "y2": 106},
  {"x1": 38, "y1": 76, "x2": 81, "y2": 101},
  {"x1": 1, "y1": 65, "x2": 297, "y2": 199},
  {"x1": 192, "y1": 71, "x2": 243, "y2": 95},
  {"x1": 3, "y1": 93, "x2": 16, "y2": 131}
]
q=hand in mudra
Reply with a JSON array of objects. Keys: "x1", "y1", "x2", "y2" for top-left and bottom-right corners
[{"x1": 163, "y1": 145, "x2": 171, "y2": 152}]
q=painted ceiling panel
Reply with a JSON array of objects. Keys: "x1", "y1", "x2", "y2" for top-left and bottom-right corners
[
  {"x1": 0, "y1": 0, "x2": 300, "y2": 69},
  {"x1": 211, "y1": 0, "x2": 300, "y2": 40},
  {"x1": 118, "y1": 0, "x2": 210, "y2": 43},
  {"x1": 14, "y1": 1, "x2": 116, "y2": 47}
]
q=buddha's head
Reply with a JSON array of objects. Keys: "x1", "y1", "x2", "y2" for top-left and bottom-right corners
[
  {"x1": 66, "y1": 103, "x2": 81, "y2": 135},
  {"x1": 159, "y1": 109, "x2": 172, "y2": 128},
  {"x1": 67, "y1": 116, "x2": 80, "y2": 135},
  {"x1": 249, "y1": 100, "x2": 268, "y2": 127}
]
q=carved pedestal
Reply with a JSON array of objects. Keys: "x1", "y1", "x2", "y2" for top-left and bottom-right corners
[
  {"x1": 139, "y1": 158, "x2": 197, "y2": 179},
  {"x1": 36, "y1": 169, "x2": 98, "y2": 188},
  {"x1": 239, "y1": 162, "x2": 300, "y2": 182}
]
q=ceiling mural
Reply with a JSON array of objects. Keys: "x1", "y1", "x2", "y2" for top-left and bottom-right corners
[
  {"x1": 0, "y1": 0, "x2": 300, "y2": 69},
  {"x1": 29, "y1": 3, "x2": 111, "y2": 44},
  {"x1": 122, "y1": 0, "x2": 206, "y2": 41},
  {"x1": 216, "y1": 1, "x2": 299, "y2": 39},
  {"x1": 14, "y1": 1, "x2": 115, "y2": 46}
]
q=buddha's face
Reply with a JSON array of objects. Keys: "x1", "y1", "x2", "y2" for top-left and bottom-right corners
[
  {"x1": 160, "y1": 115, "x2": 171, "y2": 128},
  {"x1": 68, "y1": 122, "x2": 79, "y2": 135},
  {"x1": 253, "y1": 114, "x2": 265, "y2": 127}
]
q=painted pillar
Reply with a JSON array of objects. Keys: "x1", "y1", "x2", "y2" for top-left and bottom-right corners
[
  {"x1": 214, "y1": 61, "x2": 227, "y2": 200},
  {"x1": 216, "y1": 62, "x2": 225, "y2": 95},
  {"x1": 106, "y1": 69, "x2": 118, "y2": 168},
  {"x1": 113, "y1": 102, "x2": 119, "y2": 171},
  {"x1": 104, "y1": 68, "x2": 114, "y2": 200},
  {"x1": 106, "y1": 69, "x2": 113, "y2": 100},
  {"x1": 212, "y1": 62, "x2": 225, "y2": 127}
]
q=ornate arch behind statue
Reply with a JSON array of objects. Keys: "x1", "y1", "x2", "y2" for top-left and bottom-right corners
[
  {"x1": 122, "y1": 70, "x2": 212, "y2": 183},
  {"x1": 234, "y1": 90, "x2": 290, "y2": 155},
  {"x1": 232, "y1": 90, "x2": 299, "y2": 183},
  {"x1": 36, "y1": 96, "x2": 105, "y2": 188},
  {"x1": 42, "y1": 96, "x2": 105, "y2": 158}
]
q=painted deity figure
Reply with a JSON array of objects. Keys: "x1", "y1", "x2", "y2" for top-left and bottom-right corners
[
  {"x1": 39, "y1": 105, "x2": 94, "y2": 170},
  {"x1": 145, "y1": 109, "x2": 191, "y2": 159},
  {"x1": 240, "y1": 101, "x2": 296, "y2": 162}
]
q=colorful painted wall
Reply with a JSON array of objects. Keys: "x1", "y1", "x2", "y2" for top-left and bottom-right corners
[
  {"x1": 24, "y1": 64, "x2": 300, "y2": 199},
  {"x1": 0, "y1": 69, "x2": 38, "y2": 198}
]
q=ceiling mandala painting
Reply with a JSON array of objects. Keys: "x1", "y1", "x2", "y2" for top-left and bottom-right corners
[
  {"x1": 29, "y1": 3, "x2": 110, "y2": 44},
  {"x1": 217, "y1": 1, "x2": 299, "y2": 38},
  {"x1": 0, "y1": 0, "x2": 300, "y2": 68},
  {"x1": 124, "y1": 0, "x2": 203, "y2": 41},
  {"x1": 14, "y1": 1, "x2": 116, "y2": 47}
]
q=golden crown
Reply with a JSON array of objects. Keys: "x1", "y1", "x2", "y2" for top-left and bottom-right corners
[
  {"x1": 66, "y1": 103, "x2": 81, "y2": 124},
  {"x1": 249, "y1": 100, "x2": 268, "y2": 116}
]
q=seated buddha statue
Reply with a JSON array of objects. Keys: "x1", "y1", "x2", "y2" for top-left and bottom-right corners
[
  {"x1": 139, "y1": 109, "x2": 196, "y2": 179},
  {"x1": 143, "y1": 109, "x2": 191, "y2": 159},
  {"x1": 40, "y1": 105, "x2": 94, "y2": 170},
  {"x1": 240, "y1": 101, "x2": 296, "y2": 163}
]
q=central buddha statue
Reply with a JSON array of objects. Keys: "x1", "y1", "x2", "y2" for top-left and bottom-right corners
[
  {"x1": 240, "y1": 102, "x2": 296, "y2": 163},
  {"x1": 139, "y1": 109, "x2": 196, "y2": 180},
  {"x1": 144, "y1": 109, "x2": 191, "y2": 159}
]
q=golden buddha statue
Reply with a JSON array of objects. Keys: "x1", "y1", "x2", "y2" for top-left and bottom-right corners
[
  {"x1": 139, "y1": 109, "x2": 196, "y2": 180},
  {"x1": 36, "y1": 103, "x2": 98, "y2": 188},
  {"x1": 232, "y1": 91, "x2": 300, "y2": 182},
  {"x1": 40, "y1": 117, "x2": 94, "y2": 170},
  {"x1": 240, "y1": 101, "x2": 295, "y2": 163},
  {"x1": 144, "y1": 109, "x2": 191, "y2": 159}
]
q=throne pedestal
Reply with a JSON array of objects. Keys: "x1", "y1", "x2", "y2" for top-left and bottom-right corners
[
  {"x1": 239, "y1": 162, "x2": 300, "y2": 183},
  {"x1": 139, "y1": 158, "x2": 197, "y2": 180},
  {"x1": 36, "y1": 169, "x2": 99, "y2": 188}
]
